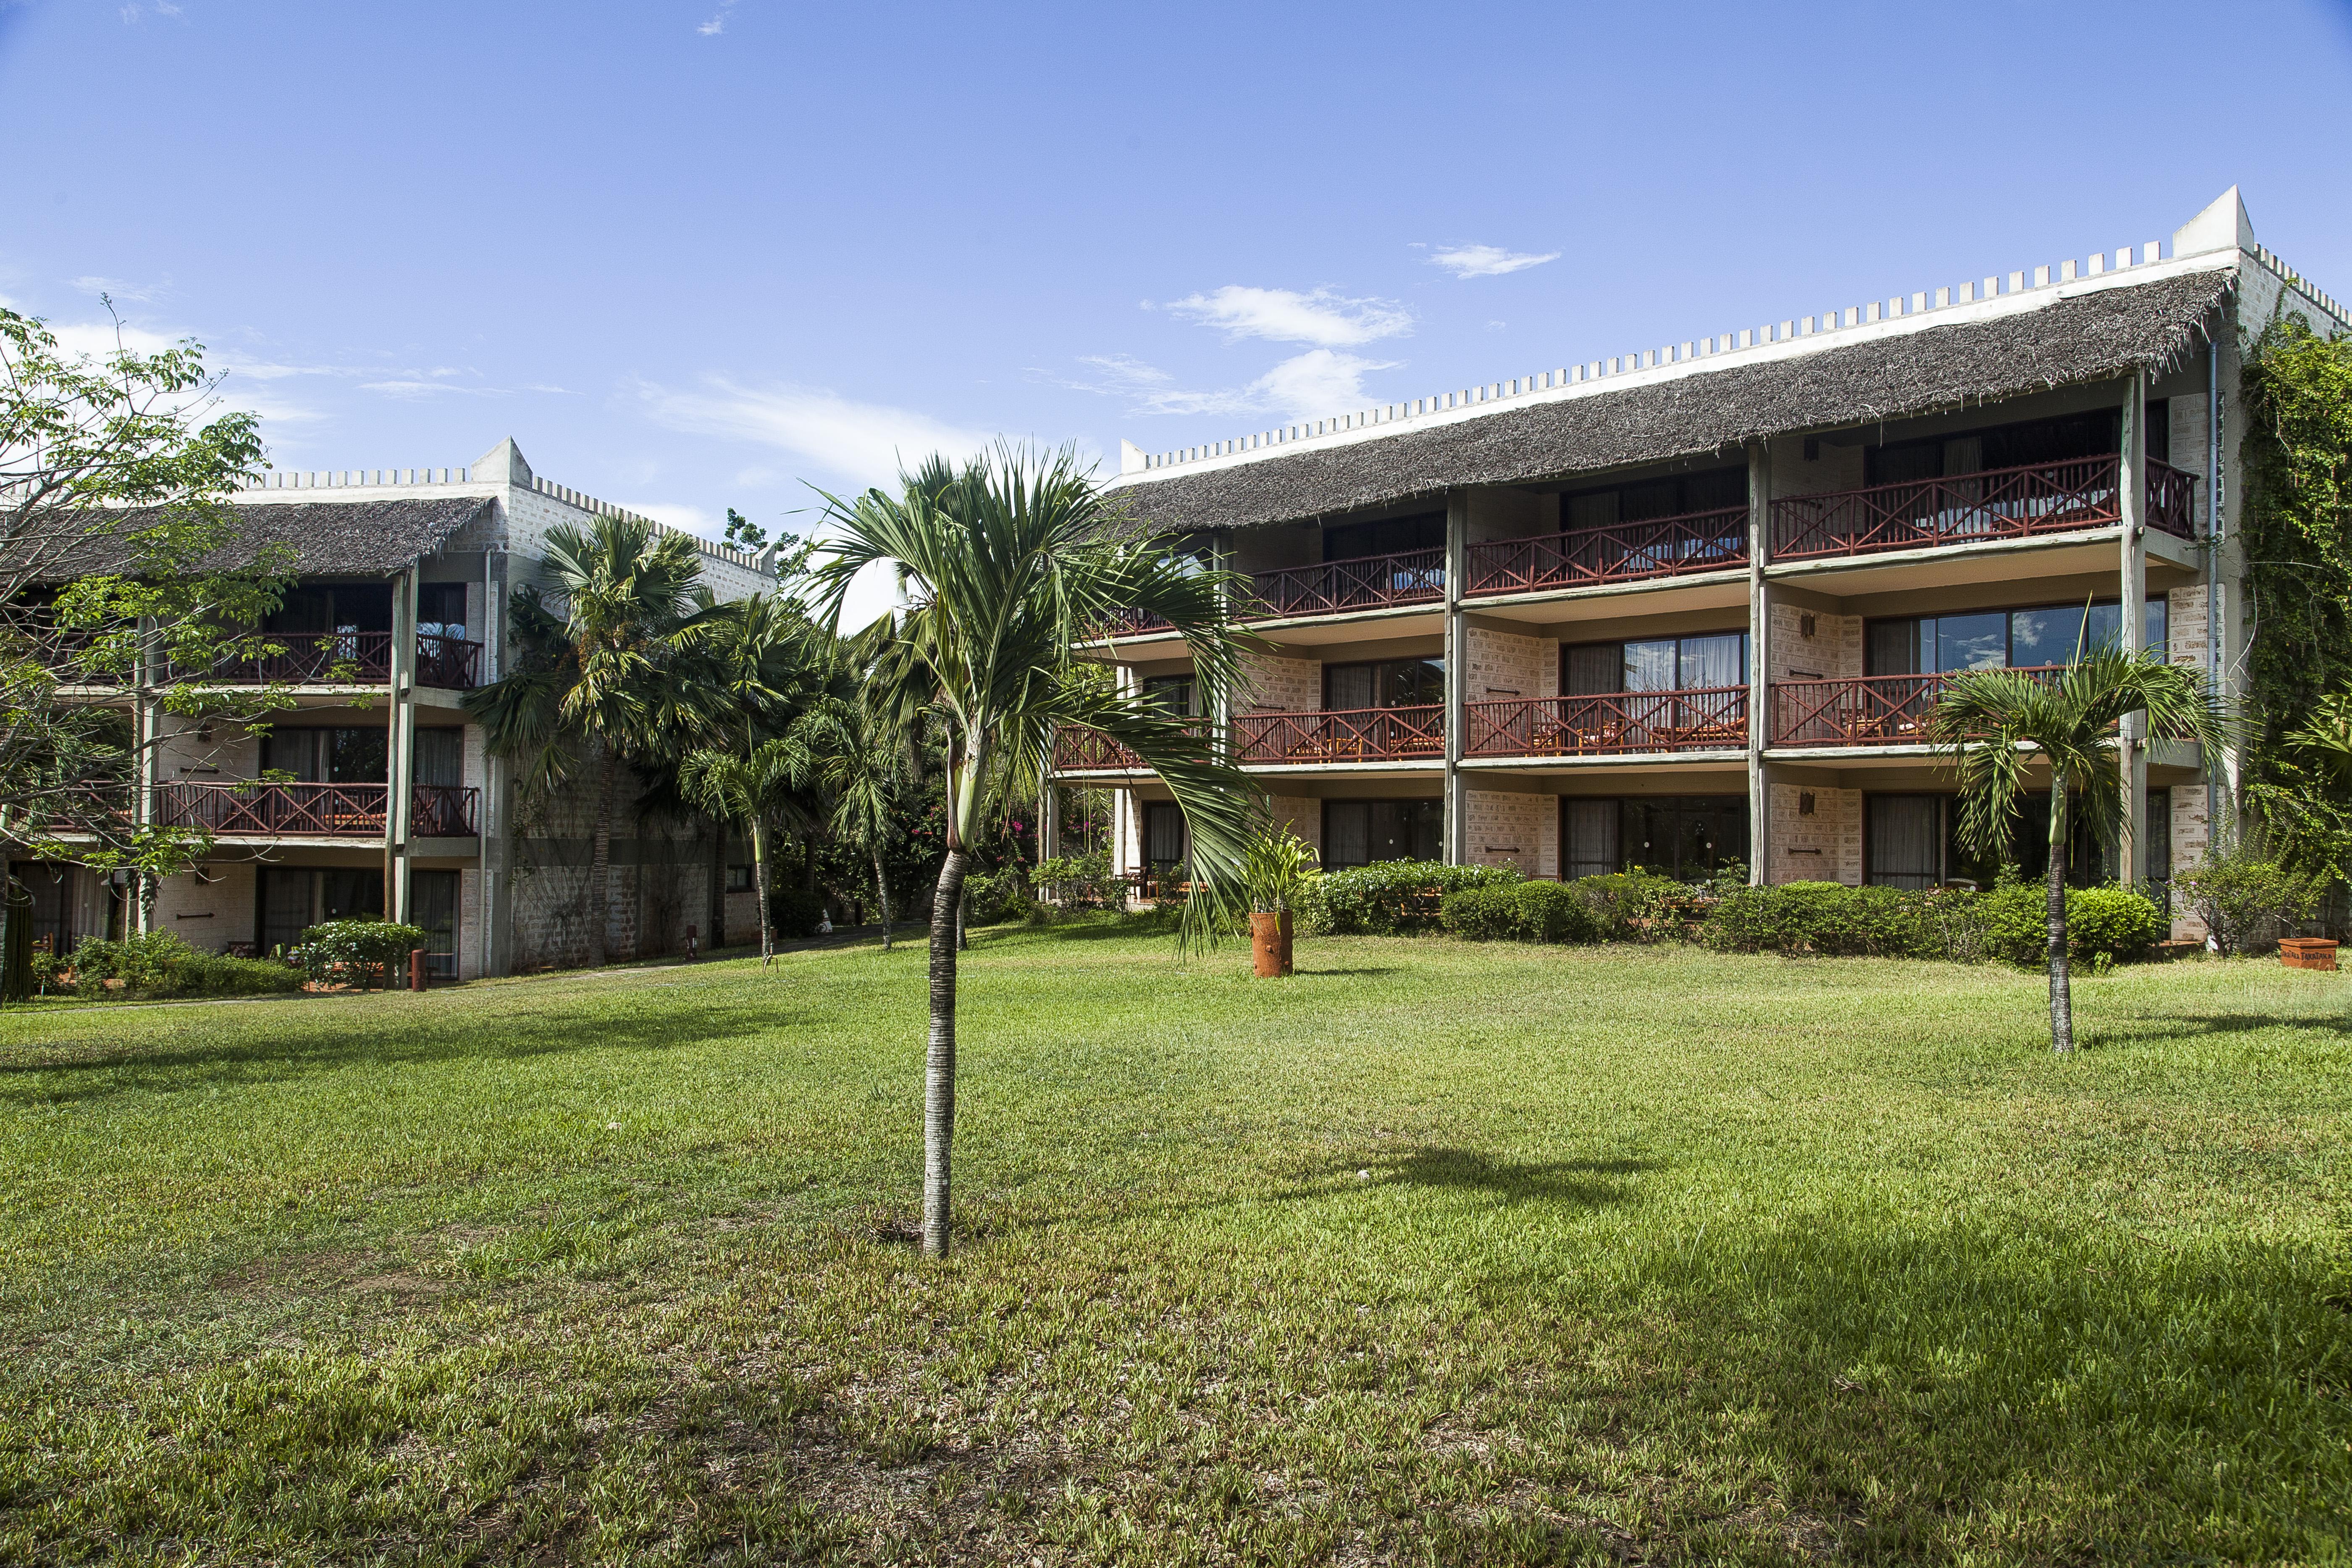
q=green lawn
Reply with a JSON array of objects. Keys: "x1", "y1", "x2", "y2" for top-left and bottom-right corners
[{"x1": 0, "y1": 925, "x2": 2346, "y2": 1565}]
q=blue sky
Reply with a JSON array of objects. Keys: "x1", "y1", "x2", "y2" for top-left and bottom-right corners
[{"x1": 5, "y1": 0, "x2": 2350, "y2": 582}]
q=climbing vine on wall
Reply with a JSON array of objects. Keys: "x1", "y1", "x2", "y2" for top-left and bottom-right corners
[{"x1": 2239, "y1": 312, "x2": 2352, "y2": 872}]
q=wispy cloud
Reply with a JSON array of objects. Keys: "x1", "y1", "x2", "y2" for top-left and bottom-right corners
[
  {"x1": 698, "y1": 0, "x2": 739, "y2": 33},
  {"x1": 634, "y1": 377, "x2": 998, "y2": 490},
  {"x1": 69, "y1": 274, "x2": 169, "y2": 304},
  {"x1": 1162, "y1": 286, "x2": 1411, "y2": 347},
  {"x1": 1058, "y1": 348, "x2": 1397, "y2": 421},
  {"x1": 1428, "y1": 243, "x2": 1560, "y2": 280}
]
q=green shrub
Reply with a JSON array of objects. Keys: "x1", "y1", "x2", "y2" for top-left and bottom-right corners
[
  {"x1": 292, "y1": 920, "x2": 430, "y2": 989},
  {"x1": 767, "y1": 887, "x2": 828, "y2": 940},
  {"x1": 1438, "y1": 885, "x2": 1520, "y2": 940},
  {"x1": 1515, "y1": 880, "x2": 1605, "y2": 943},
  {"x1": 69, "y1": 932, "x2": 305, "y2": 998},
  {"x1": 1032, "y1": 851, "x2": 1118, "y2": 909},
  {"x1": 962, "y1": 866, "x2": 1035, "y2": 926},
  {"x1": 1980, "y1": 882, "x2": 2165, "y2": 968},
  {"x1": 2174, "y1": 850, "x2": 2324, "y2": 956},
  {"x1": 1568, "y1": 869, "x2": 1689, "y2": 943},
  {"x1": 1300, "y1": 861, "x2": 1520, "y2": 936},
  {"x1": 1701, "y1": 881, "x2": 1983, "y2": 959}
]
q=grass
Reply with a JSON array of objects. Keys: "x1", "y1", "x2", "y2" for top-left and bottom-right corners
[{"x1": 0, "y1": 921, "x2": 2346, "y2": 1565}]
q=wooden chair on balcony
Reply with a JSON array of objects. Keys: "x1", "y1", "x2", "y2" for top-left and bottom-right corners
[{"x1": 1286, "y1": 733, "x2": 1363, "y2": 764}]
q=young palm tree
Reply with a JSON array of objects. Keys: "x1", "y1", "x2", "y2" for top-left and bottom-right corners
[
  {"x1": 1930, "y1": 646, "x2": 2228, "y2": 1053},
  {"x1": 673, "y1": 593, "x2": 830, "y2": 964},
  {"x1": 465, "y1": 516, "x2": 710, "y2": 969},
  {"x1": 783, "y1": 698, "x2": 912, "y2": 951},
  {"x1": 814, "y1": 444, "x2": 1257, "y2": 1258}
]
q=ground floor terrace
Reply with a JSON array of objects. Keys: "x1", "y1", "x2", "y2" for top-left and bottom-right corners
[{"x1": 0, "y1": 927, "x2": 2339, "y2": 1561}]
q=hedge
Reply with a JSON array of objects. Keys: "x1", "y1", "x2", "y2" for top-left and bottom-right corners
[
  {"x1": 68, "y1": 932, "x2": 306, "y2": 999},
  {"x1": 1439, "y1": 880, "x2": 1607, "y2": 944},
  {"x1": 1294, "y1": 861, "x2": 1521, "y2": 936}
]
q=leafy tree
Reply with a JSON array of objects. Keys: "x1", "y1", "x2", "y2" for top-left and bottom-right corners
[
  {"x1": 814, "y1": 445, "x2": 1258, "y2": 1258},
  {"x1": 1931, "y1": 647, "x2": 2227, "y2": 1053},
  {"x1": 0, "y1": 306, "x2": 299, "y2": 888},
  {"x1": 784, "y1": 695, "x2": 913, "y2": 951},
  {"x1": 465, "y1": 516, "x2": 713, "y2": 968}
]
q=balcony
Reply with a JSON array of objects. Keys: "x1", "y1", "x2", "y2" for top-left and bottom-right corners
[
  {"x1": 1465, "y1": 506, "x2": 1748, "y2": 597},
  {"x1": 1464, "y1": 689, "x2": 1747, "y2": 759},
  {"x1": 152, "y1": 781, "x2": 480, "y2": 837},
  {"x1": 1232, "y1": 706, "x2": 1444, "y2": 765},
  {"x1": 1769, "y1": 456, "x2": 2195, "y2": 564},
  {"x1": 1768, "y1": 668, "x2": 2071, "y2": 748},
  {"x1": 1241, "y1": 547, "x2": 1446, "y2": 618},
  {"x1": 186, "y1": 631, "x2": 485, "y2": 689}
]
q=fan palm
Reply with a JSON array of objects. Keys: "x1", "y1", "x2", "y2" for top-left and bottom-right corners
[
  {"x1": 1929, "y1": 646, "x2": 2228, "y2": 1053},
  {"x1": 464, "y1": 516, "x2": 709, "y2": 969},
  {"x1": 814, "y1": 444, "x2": 1257, "y2": 1258}
]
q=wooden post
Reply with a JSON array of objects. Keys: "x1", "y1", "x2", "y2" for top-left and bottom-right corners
[{"x1": 1443, "y1": 488, "x2": 1467, "y2": 866}]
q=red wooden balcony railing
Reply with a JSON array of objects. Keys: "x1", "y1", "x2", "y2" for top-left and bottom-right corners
[
  {"x1": 1769, "y1": 456, "x2": 2196, "y2": 562},
  {"x1": 1465, "y1": 505, "x2": 1748, "y2": 596},
  {"x1": 1231, "y1": 705, "x2": 1444, "y2": 765},
  {"x1": 1097, "y1": 608, "x2": 1175, "y2": 637},
  {"x1": 152, "y1": 781, "x2": 480, "y2": 836},
  {"x1": 1050, "y1": 721, "x2": 1213, "y2": 772},
  {"x1": 1768, "y1": 666, "x2": 2067, "y2": 747},
  {"x1": 1464, "y1": 688, "x2": 1747, "y2": 758},
  {"x1": 155, "y1": 631, "x2": 485, "y2": 689},
  {"x1": 1242, "y1": 547, "x2": 1446, "y2": 618}
]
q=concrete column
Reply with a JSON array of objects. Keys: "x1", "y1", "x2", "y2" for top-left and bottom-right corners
[
  {"x1": 133, "y1": 616, "x2": 159, "y2": 933},
  {"x1": 1041, "y1": 784, "x2": 1062, "y2": 860},
  {"x1": 386, "y1": 569, "x2": 418, "y2": 925},
  {"x1": 1746, "y1": 443, "x2": 1772, "y2": 885},
  {"x1": 1443, "y1": 489, "x2": 1467, "y2": 865},
  {"x1": 2118, "y1": 373, "x2": 2149, "y2": 884},
  {"x1": 480, "y1": 550, "x2": 511, "y2": 977}
]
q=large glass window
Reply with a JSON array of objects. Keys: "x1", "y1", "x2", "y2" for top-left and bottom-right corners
[
  {"x1": 1321, "y1": 799, "x2": 1443, "y2": 868},
  {"x1": 1324, "y1": 658, "x2": 1444, "y2": 710},
  {"x1": 262, "y1": 728, "x2": 389, "y2": 784},
  {"x1": 1562, "y1": 633, "x2": 1748, "y2": 694},
  {"x1": 417, "y1": 583, "x2": 467, "y2": 642},
  {"x1": 1142, "y1": 802, "x2": 1188, "y2": 871},
  {"x1": 1141, "y1": 674, "x2": 1197, "y2": 717},
  {"x1": 414, "y1": 729, "x2": 464, "y2": 788},
  {"x1": 1563, "y1": 796, "x2": 1747, "y2": 881},
  {"x1": 1323, "y1": 512, "x2": 1444, "y2": 562},
  {"x1": 1562, "y1": 466, "x2": 1746, "y2": 529},
  {"x1": 410, "y1": 869, "x2": 461, "y2": 979},
  {"x1": 1866, "y1": 598, "x2": 2167, "y2": 676},
  {"x1": 1864, "y1": 407, "x2": 2160, "y2": 483}
]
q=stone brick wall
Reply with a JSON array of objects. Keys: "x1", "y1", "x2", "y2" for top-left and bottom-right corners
[
  {"x1": 2169, "y1": 784, "x2": 2213, "y2": 941},
  {"x1": 2166, "y1": 584, "x2": 2209, "y2": 670},
  {"x1": 1768, "y1": 783, "x2": 1861, "y2": 885},
  {"x1": 1242, "y1": 654, "x2": 1321, "y2": 713},
  {"x1": 1463, "y1": 625, "x2": 1555, "y2": 701},
  {"x1": 149, "y1": 861, "x2": 257, "y2": 951},
  {"x1": 1768, "y1": 604, "x2": 1861, "y2": 682},
  {"x1": 1464, "y1": 789, "x2": 1552, "y2": 877},
  {"x1": 1268, "y1": 793, "x2": 1320, "y2": 856}
]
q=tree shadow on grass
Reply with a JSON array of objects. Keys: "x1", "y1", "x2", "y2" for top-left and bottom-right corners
[
  {"x1": 0, "y1": 1003, "x2": 788, "y2": 1105},
  {"x1": 1288, "y1": 1147, "x2": 1659, "y2": 1208}
]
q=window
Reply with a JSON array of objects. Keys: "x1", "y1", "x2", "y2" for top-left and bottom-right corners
[
  {"x1": 1141, "y1": 674, "x2": 1197, "y2": 717},
  {"x1": 266, "y1": 583, "x2": 393, "y2": 635},
  {"x1": 1865, "y1": 795, "x2": 1947, "y2": 890},
  {"x1": 1320, "y1": 799, "x2": 1443, "y2": 868},
  {"x1": 725, "y1": 864, "x2": 756, "y2": 894},
  {"x1": 260, "y1": 728, "x2": 389, "y2": 783},
  {"x1": 1323, "y1": 511, "x2": 1444, "y2": 562},
  {"x1": 1865, "y1": 598, "x2": 2168, "y2": 676},
  {"x1": 1324, "y1": 657, "x2": 1444, "y2": 710},
  {"x1": 255, "y1": 868, "x2": 383, "y2": 956},
  {"x1": 1561, "y1": 465, "x2": 1746, "y2": 529},
  {"x1": 1563, "y1": 797, "x2": 1746, "y2": 881},
  {"x1": 410, "y1": 868, "x2": 461, "y2": 979},
  {"x1": 1862, "y1": 792, "x2": 2166, "y2": 891},
  {"x1": 1866, "y1": 410, "x2": 2126, "y2": 485},
  {"x1": 1143, "y1": 802, "x2": 1188, "y2": 870},
  {"x1": 414, "y1": 729, "x2": 463, "y2": 788},
  {"x1": 1562, "y1": 633, "x2": 1748, "y2": 694},
  {"x1": 417, "y1": 583, "x2": 467, "y2": 642}
]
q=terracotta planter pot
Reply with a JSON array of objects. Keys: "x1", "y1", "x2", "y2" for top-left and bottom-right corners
[
  {"x1": 2279, "y1": 937, "x2": 2339, "y2": 972},
  {"x1": 1249, "y1": 911, "x2": 1294, "y2": 977}
]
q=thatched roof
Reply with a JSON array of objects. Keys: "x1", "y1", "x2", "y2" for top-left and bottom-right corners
[
  {"x1": 197, "y1": 496, "x2": 493, "y2": 574},
  {"x1": 1108, "y1": 269, "x2": 2230, "y2": 533}
]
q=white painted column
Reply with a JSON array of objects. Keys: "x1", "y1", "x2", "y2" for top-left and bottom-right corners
[
  {"x1": 1746, "y1": 443, "x2": 1772, "y2": 885},
  {"x1": 479, "y1": 550, "x2": 511, "y2": 977},
  {"x1": 1443, "y1": 489, "x2": 1467, "y2": 865},
  {"x1": 2118, "y1": 373, "x2": 2149, "y2": 885},
  {"x1": 386, "y1": 569, "x2": 418, "y2": 926}
]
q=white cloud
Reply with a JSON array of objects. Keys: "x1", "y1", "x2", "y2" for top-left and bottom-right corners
[
  {"x1": 1429, "y1": 243, "x2": 1560, "y2": 280},
  {"x1": 1163, "y1": 286, "x2": 1410, "y2": 347},
  {"x1": 698, "y1": 0, "x2": 738, "y2": 32},
  {"x1": 1059, "y1": 348, "x2": 1396, "y2": 422},
  {"x1": 68, "y1": 274, "x2": 168, "y2": 304},
  {"x1": 634, "y1": 377, "x2": 998, "y2": 492},
  {"x1": 623, "y1": 500, "x2": 720, "y2": 533}
]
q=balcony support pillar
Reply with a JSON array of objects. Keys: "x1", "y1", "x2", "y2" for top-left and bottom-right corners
[
  {"x1": 1746, "y1": 442, "x2": 1771, "y2": 885},
  {"x1": 2118, "y1": 373, "x2": 2149, "y2": 886},
  {"x1": 385, "y1": 568, "x2": 418, "y2": 929},
  {"x1": 481, "y1": 548, "x2": 511, "y2": 977},
  {"x1": 1443, "y1": 489, "x2": 1467, "y2": 867}
]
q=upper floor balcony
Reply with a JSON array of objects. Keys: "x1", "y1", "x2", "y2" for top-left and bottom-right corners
[
  {"x1": 175, "y1": 630, "x2": 485, "y2": 689},
  {"x1": 1464, "y1": 506, "x2": 1748, "y2": 599},
  {"x1": 1768, "y1": 668, "x2": 2067, "y2": 749},
  {"x1": 1769, "y1": 455, "x2": 2195, "y2": 564},
  {"x1": 152, "y1": 781, "x2": 480, "y2": 837},
  {"x1": 1464, "y1": 689, "x2": 1748, "y2": 758},
  {"x1": 1232, "y1": 705, "x2": 1445, "y2": 765},
  {"x1": 1099, "y1": 546, "x2": 1448, "y2": 638}
]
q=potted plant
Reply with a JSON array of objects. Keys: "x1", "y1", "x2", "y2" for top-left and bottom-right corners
[{"x1": 1242, "y1": 823, "x2": 1318, "y2": 977}]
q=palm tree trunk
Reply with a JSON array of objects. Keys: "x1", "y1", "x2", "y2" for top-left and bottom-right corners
[
  {"x1": 752, "y1": 811, "x2": 774, "y2": 966},
  {"x1": 872, "y1": 841, "x2": 893, "y2": 952},
  {"x1": 2047, "y1": 779, "x2": 2073, "y2": 1054},
  {"x1": 956, "y1": 883, "x2": 968, "y2": 951},
  {"x1": 923, "y1": 846, "x2": 971, "y2": 1257},
  {"x1": 588, "y1": 741, "x2": 614, "y2": 969}
]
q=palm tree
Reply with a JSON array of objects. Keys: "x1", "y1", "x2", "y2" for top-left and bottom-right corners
[
  {"x1": 1930, "y1": 646, "x2": 2228, "y2": 1053},
  {"x1": 673, "y1": 593, "x2": 830, "y2": 964},
  {"x1": 784, "y1": 698, "x2": 912, "y2": 951},
  {"x1": 814, "y1": 444, "x2": 1258, "y2": 1258},
  {"x1": 465, "y1": 516, "x2": 709, "y2": 969}
]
